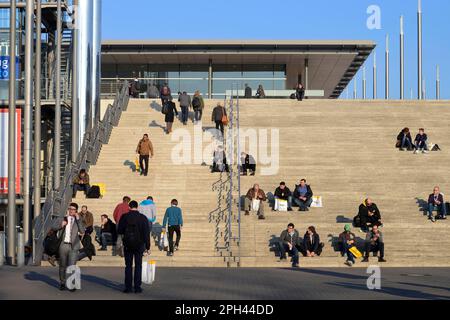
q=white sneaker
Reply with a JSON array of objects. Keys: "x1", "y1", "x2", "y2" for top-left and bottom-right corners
[
  {"x1": 414, "y1": 149, "x2": 418, "y2": 154},
  {"x1": 423, "y1": 150, "x2": 428, "y2": 154},
  {"x1": 345, "y1": 260, "x2": 354, "y2": 267}
]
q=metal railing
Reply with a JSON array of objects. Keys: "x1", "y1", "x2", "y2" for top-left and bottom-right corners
[
  {"x1": 208, "y1": 85, "x2": 241, "y2": 267},
  {"x1": 32, "y1": 80, "x2": 130, "y2": 265}
]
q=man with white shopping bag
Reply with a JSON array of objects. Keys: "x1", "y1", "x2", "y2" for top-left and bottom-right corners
[
  {"x1": 117, "y1": 201, "x2": 150, "y2": 294},
  {"x1": 274, "y1": 182, "x2": 293, "y2": 211},
  {"x1": 244, "y1": 184, "x2": 267, "y2": 220}
]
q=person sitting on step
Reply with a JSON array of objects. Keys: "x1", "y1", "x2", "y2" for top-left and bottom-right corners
[
  {"x1": 414, "y1": 128, "x2": 429, "y2": 154},
  {"x1": 339, "y1": 224, "x2": 358, "y2": 267},
  {"x1": 427, "y1": 186, "x2": 447, "y2": 222},
  {"x1": 358, "y1": 198, "x2": 383, "y2": 232},
  {"x1": 301, "y1": 226, "x2": 324, "y2": 257},
  {"x1": 72, "y1": 169, "x2": 90, "y2": 198},
  {"x1": 274, "y1": 182, "x2": 293, "y2": 211},
  {"x1": 396, "y1": 127, "x2": 414, "y2": 151},
  {"x1": 279, "y1": 223, "x2": 301, "y2": 268},
  {"x1": 362, "y1": 225, "x2": 386, "y2": 263},
  {"x1": 293, "y1": 179, "x2": 313, "y2": 211},
  {"x1": 212, "y1": 145, "x2": 229, "y2": 173},
  {"x1": 240, "y1": 152, "x2": 256, "y2": 176},
  {"x1": 96, "y1": 214, "x2": 117, "y2": 252},
  {"x1": 244, "y1": 184, "x2": 267, "y2": 220}
]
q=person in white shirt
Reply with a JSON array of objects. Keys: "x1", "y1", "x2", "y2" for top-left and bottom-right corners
[{"x1": 51, "y1": 202, "x2": 86, "y2": 291}]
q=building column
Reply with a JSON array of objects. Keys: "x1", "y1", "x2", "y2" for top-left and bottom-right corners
[
  {"x1": 71, "y1": 0, "x2": 79, "y2": 162},
  {"x1": 23, "y1": 0, "x2": 34, "y2": 245},
  {"x1": 54, "y1": 0, "x2": 62, "y2": 189},
  {"x1": 208, "y1": 59, "x2": 212, "y2": 99},
  {"x1": 304, "y1": 58, "x2": 309, "y2": 90}
]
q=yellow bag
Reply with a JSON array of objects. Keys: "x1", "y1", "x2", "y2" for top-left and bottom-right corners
[
  {"x1": 97, "y1": 183, "x2": 106, "y2": 196},
  {"x1": 349, "y1": 246, "x2": 363, "y2": 259},
  {"x1": 135, "y1": 156, "x2": 140, "y2": 172}
]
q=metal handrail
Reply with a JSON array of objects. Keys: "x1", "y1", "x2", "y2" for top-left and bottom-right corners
[{"x1": 32, "y1": 80, "x2": 130, "y2": 265}]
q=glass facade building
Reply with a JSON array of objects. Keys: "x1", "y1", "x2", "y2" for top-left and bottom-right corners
[{"x1": 102, "y1": 63, "x2": 286, "y2": 98}]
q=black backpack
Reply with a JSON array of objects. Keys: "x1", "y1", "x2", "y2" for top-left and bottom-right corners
[
  {"x1": 87, "y1": 185, "x2": 101, "y2": 199},
  {"x1": 192, "y1": 97, "x2": 201, "y2": 109},
  {"x1": 353, "y1": 215, "x2": 361, "y2": 228},
  {"x1": 123, "y1": 216, "x2": 142, "y2": 251}
]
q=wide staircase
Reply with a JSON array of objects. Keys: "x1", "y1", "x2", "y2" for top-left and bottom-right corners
[{"x1": 74, "y1": 98, "x2": 450, "y2": 267}]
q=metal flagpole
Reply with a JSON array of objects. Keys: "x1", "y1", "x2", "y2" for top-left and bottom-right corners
[
  {"x1": 7, "y1": 0, "x2": 17, "y2": 266},
  {"x1": 400, "y1": 15, "x2": 405, "y2": 100},
  {"x1": 417, "y1": 0, "x2": 423, "y2": 100}
]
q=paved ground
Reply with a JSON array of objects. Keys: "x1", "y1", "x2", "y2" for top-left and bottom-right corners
[{"x1": 1, "y1": 266, "x2": 450, "y2": 300}]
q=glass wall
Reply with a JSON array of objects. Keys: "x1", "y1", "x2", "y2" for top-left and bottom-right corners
[{"x1": 101, "y1": 63, "x2": 286, "y2": 98}]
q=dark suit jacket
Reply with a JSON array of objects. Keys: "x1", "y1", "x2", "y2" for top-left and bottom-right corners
[{"x1": 428, "y1": 193, "x2": 444, "y2": 205}]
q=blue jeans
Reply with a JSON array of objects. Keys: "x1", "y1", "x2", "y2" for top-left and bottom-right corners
[
  {"x1": 194, "y1": 109, "x2": 202, "y2": 121},
  {"x1": 101, "y1": 232, "x2": 113, "y2": 249},
  {"x1": 279, "y1": 243, "x2": 299, "y2": 266},
  {"x1": 401, "y1": 136, "x2": 413, "y2": 149},
  {"x1": 181, "y1": 106, "x2": 189, "y2": 123},
  {"x1": 416, "y1": 141, "x2": 428, "y2": 150},
  {"x1": 293, "y1": 197, "x2": 313, "y2": 210},
  {"x1": 428, "y1": 203, "x2": 447, "y2": 218},
  {"x1": 274, "y1": 196, "x2": 293, "y2": 209}
]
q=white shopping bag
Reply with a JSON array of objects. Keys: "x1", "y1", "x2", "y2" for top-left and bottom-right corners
[
  {"x1": 159, "y1": 231, "x2": 169, "y2": 251},
  {"x1": 275, "y1": 199, "x2": 288, "y2": 212},
  {"x1": 310, "y1": 196, "x2": 323, "y2": 208},
  {"x1": 251, "y1": 199, "x2": 260, "y2": 212},
  {"x1": 142, "y1": 260, "x2": 156, "y2": 285}
]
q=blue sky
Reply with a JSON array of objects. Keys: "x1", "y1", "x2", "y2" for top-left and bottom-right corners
[{"x1": 102, "y1": 0, "x2": 450, "y2": 99}]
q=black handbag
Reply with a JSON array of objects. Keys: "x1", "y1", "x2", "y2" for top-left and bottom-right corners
[{"x1": 44, "y1": 228, "x2": 64, "y2": 257}]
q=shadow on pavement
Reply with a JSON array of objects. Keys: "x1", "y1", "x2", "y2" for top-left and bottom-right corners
[
  {"x1": 283, "y1": 268, "x2": 367, "y2": 280},
  {"x1": 81, "y1": 274, "x2": 123, "y2": 292},
  {"x1": 327, "y1": 281, "x2": 450, "y2": 300},
  {"x1": 24, "y1": 271, "x2": 60, "y2": 289}
]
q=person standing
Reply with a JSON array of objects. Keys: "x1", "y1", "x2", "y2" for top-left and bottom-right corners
[
  {"x1": 51, "y1": 202, "x2": 86, "y2": 291},
  {"x1": 162, "y1": 199, "x2": 184, "y2": 256},
  {"x1": 244, "y1": 84, "x2": 252, "y2": 98},
  {"x1": 178, "y1": 91, "x2": 191, "y2": 125},
  {"x1": 139, "y1": 196, "x2": 157, "y2": 236},
  {"x1": 211, "y1": 102, "x2": 227, "y2": 136},
  {"x1": 165, "y1": 99, "x2": 178, "y2": 134},
  {"x1": 136, "y1": 134, "x2": 154, "y2": 176},
  {"x1": 192, "y1": 91, "x2": 205, "y2": 123},
  {"x1": 117, "y1": 201, "x2": 150, "y2": 294},
  {"x1": 160, "y1": 83, "x2": 172, "y2": 106},
  {"x1": 295, "y1": 83, "x2": 305, "y2": 101}
]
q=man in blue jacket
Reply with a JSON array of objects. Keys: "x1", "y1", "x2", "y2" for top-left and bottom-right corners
[
  {"x1": 293, "y1": 179, "x2": 313, "y2": 211},
  {"x1": 163, "y1": 199, "x2": 183, "y2": 256}
]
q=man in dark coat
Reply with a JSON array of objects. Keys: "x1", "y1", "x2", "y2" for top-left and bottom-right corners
[
  {"x1": 211, "y1": 103, "x2": 227, "y2": 136},
  {"x1": 358, "y1": 198, "x2": 383, "y2": 232},
  {"x1": 244, "y1": 84, "x2": 252, "y2": 98},
  {"x1": 274, "y1": 182, "x2": 293, "y2": 211},
  {"x1": 117, "y1": 201, "x2": 150, "y2": 294}
]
